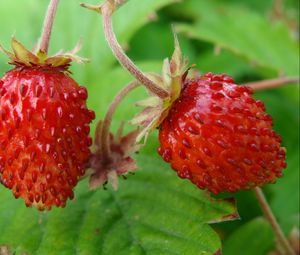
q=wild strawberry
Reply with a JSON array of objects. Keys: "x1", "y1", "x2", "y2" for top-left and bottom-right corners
[
  {"x1": 158, "y1": 73, "x2": 287, "y2": 194},
  {"x1": 110, "y1": 32, "x2": 286, "y2": 194},
  {"x1": 0, "y1": 38, "x2": 95, "y2": 210},
  {"x1": 82, "y1": 1, "x2": 291, "y2": 198}
]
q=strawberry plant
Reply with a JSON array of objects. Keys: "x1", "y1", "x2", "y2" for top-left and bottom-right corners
[{"x1": 0, "y1": 0, "x2": 299, "y2": 254}]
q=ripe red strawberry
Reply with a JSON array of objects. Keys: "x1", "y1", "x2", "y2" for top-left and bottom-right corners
[
  {"x1": 0, "y1": 39, "x2": 95, "y2": 210},
  {"x1": 158, "y1": 72, "x2": 286, "y2": 194}
]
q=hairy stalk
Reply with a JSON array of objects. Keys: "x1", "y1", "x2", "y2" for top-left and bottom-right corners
[
  {"x1": 246, "y1": 76, "x2": 299, "y2": 91},
  {"x1": 254, "y1": 187, "x2": 295, "y2": 255},
  {"x1": 39, "y1": 0, "x2": 60, "y2": 53},
  {"x1": 101, "y1": 3, "x2": 169, "y2": 99},
  {"x1": 101, "y1": 80, "x2": 140, "y2": 162}
]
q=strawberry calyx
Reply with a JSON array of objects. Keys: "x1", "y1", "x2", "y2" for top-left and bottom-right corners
[
  {"x1": 0, "y1": 37, "x2": 87, "y2": 70},
  {"x1": 88, "y1": 121, "x2": 141, "y2": 190},
  {"x1": 130, "y1": 34, "x2": 189, "y2": 142}
]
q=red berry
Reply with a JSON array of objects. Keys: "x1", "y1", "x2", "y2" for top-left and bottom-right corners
[
  {"x1": 0, "y1": 67, "x2": 95, "y2": 210},
  {"x1": 158, "y1": 73, "x2": 286, "y2": 194}
]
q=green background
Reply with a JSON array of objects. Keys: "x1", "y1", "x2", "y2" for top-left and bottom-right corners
[{"x1": 0, "y1": 0, "x2": 299, "y2": 254}]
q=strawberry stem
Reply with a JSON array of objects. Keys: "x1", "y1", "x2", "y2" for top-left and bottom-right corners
[
  {"x1": 101, "y1": 80, "x2": 140, "y2": 162},
  {"x1": 245, "y1": 76, "x2": 299, "y2": 91},
  {"x1": 254, "y1": 187, "x2": 295, "y2": 255},
  {"x1": 39, "y1": 0, "x2": 60, "y2": 54},
  {"x1": 100, "y1": 2, "x2": 169, "y2": 99}
]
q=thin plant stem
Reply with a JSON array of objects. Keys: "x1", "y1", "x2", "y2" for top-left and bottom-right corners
[
  {"x1": 101, "y1": 3, "x2": 168, "y2": 99},
  {"x1": 254, "y1": 187, "x2": 295, "y2": 255},
  {"x1": 246, "y1": 76, "x2": 299, "y2": 91},
  {"x1": 101, "y1": 80, "x2": 140, "y2": 162},
  {"x1": 39, "y1": 0, "x2": 60, "y2": 54}
]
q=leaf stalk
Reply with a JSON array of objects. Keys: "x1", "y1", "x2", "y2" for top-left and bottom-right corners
[
  {"x1": 246, "y1": 76, "x2": 299, "y2": 91},
  {"x1": 254, "y1": 187, "x2": 295, "y2": 255}
]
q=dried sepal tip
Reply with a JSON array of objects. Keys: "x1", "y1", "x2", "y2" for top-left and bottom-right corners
[{"x1": 89, "y1": 121, "x2": 141, "y2": 190}]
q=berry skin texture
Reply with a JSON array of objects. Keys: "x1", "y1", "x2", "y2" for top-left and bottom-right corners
[
  {"x1": 158, "y1": 73, "x2": 286, "y2": 194},
  {"x1": 0, "y1": 67, "x2": 95, "y2": 210}
]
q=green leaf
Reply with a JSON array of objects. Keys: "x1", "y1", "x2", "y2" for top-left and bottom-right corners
[
  {"x1": 222, "y1": 217, "x2": 274, "y2": 255},
  {"x1": 175, "y1": 1, "x2": 299, "y2": 76},
  {"x1": 0, "y1": 155, "x2": 237, "y2": 255},
  {"x1": 166, "y1": 0, "x2": 275, "y2": 18}
]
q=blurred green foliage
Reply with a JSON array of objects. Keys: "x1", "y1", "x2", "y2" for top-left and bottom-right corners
[{"x1": 0, "y1": 0, "x2": 299, "y2": 254}]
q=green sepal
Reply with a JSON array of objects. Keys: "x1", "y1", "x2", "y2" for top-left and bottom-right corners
[
  {"x1": 0, "y1": 37, "x2": 87, "y2": 69},
  {"x1": 130, "y1": 32, "x2": 189, "y2": 143}
]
